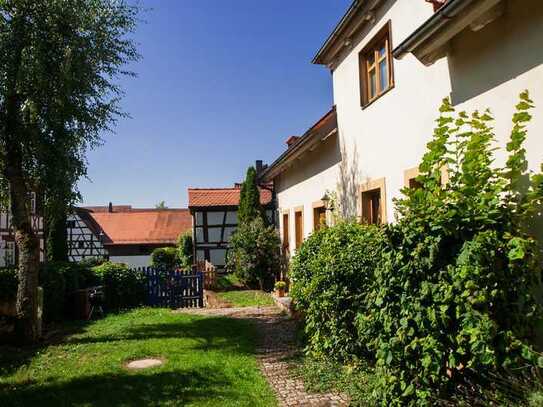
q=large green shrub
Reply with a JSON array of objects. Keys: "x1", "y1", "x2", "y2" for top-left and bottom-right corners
[
  {"x1": 177, "y1": 233, "x2": 193, "y2": 269},
  {"x1": 291, "y1": 92, "x2": 543, "y2": 405},
  {"x1": 39, "y1": 261, "x2": 102, "y2": 322},
  {"x1": 357, "y1": 93, "x2": 543, "y2": 405},
  {"x1": 151, "y1": 247, "x2": 179, "y2": 270},
  {"x1": 92, "y1": 262, "x2": 145, "y2": 310},
  {"x1": 290, "y1": 222, "x2": 385, "y2": 360},
  {"x1": 39, "y1": 262, "x2": 67, "y2": 322},
  {"x1": 227, "y1": 217, "x2": 280, "y2": 290}
]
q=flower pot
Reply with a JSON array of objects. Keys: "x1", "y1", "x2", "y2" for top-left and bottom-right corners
[{"x1": 275, "y1": 288, "x2": 285, "y2": 298}]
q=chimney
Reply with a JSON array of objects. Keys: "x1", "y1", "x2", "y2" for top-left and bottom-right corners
[
  {"x1": 426, "y1": 0, "x2": 447, "y2": 12},
  {"x1": 255, "y1": 160, "x2": 263, "y2": 175},
  {"x1": 285, "y1": 135, "x2": 300, "y2": 148},
  {"x1": 108, "y1": 202, "x2": 113, "y2": 213}
]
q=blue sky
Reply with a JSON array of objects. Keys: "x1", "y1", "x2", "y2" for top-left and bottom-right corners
[{"x1": 78, "y1": 0, "x2": 351, "y2": 208}]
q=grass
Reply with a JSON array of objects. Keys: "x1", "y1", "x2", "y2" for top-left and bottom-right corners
[
  {"x1": 215, "y1": 273, "x2": 243, "y2": 291},
  {"x1": 0, "y1": 308, "x2": 277, "y2": 407},
  {"x1": 217, "y1": 290, "x2": 275, "y2": 308}
]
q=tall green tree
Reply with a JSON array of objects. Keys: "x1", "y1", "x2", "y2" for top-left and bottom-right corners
[
  {"x1": 238, "y1": 166, "x2": 263, "y2": 224},
  {"x1": 0, "y1": 0, "x2": 139, "y2": 343}
]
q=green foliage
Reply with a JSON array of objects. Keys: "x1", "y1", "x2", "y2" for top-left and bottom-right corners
[
  {"x1": 216, "y1": 290, "x2": 275, "y2": 308},
  {"x1": 92, "y1": 262, "x2": 145, "y2": 311},
  {"x1": 290, "y1": 222, "x2": 386, "y2": 360},
  {"x1": 227, "y1": 217, "x2": 281, "y2": 290},
  {"x1": 39, "y1": 262, "x2": 67, "y2": 322},
  {"x1": 291, "y1": 92, "x2": 543, "y2": 405},
  {"x1": 177, "y1": 232, "x2": 194, "y2": 269},
  {"x1": 38, "y1": 261, "x2": 102, "y2": 322},
  {"x1": 274, "y1": 281, "x2": 286, "y2": 290},
  {"x1": 238, "y1": 166, "x2": 264, "y2": 224},
  {"x1": 0, "y1": 268, "x2": 18, "y2": 302},
  {"x1": 151, "y1": 247, "x2": 179, "y2": 270},
  {"x1": 294, "y1": 357, "x2": 379, "y2": 407}
]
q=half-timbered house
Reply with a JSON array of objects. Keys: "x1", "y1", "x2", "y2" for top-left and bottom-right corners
[
  {"x1": 188, "y1": 185, "x2": 274, "y2": 272},
  {"x1": 0, "y1": 192, "x2": 45, "y2": 267},
  {"x1": 67, "y1": 204, "x2": 192, "y2": 267}
]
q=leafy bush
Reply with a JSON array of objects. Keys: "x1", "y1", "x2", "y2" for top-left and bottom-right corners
[
  {"x1": 290, "y1": 222, "x2": 386, "y2": 361},
  {"x1": 39, "y1": 261, "x2": 102, "y2": 322},
  {"x1": 151, "y1": 247, "x2": 179, "y2": 270},
  {"x1": 92, "y1": 262, "x2": 145, "y2": 310},
  {"x1": 227, "y1": 217, "x2": 280, "y2": 290},
  {"x1": 177, "y1": 233, "x2": 193, "y2": 269},
  {"x1": 39, "y1": 262, "x2": 67, "y2": 322},
  {"x1": 291, "y1": 92, "x2": 543, "y2": 405},
  {"x1": 0, "y1": 267, "x2": 17, "y2": 302}
]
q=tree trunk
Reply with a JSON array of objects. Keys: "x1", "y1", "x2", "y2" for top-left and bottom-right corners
[
  {"x1": 2, "y1": 11, "x2": 41, "y2": 345},
  {"x1": 5, "y1": 146, "x2": 41, "y2": 344}
]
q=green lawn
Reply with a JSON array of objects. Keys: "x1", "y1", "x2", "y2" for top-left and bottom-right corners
[
  {"x1": 217, "y1": 290, "x2": 275, "y2": 308},
  {"x1": 0, "y1": 308, "x2": 277, "y2": 407}
]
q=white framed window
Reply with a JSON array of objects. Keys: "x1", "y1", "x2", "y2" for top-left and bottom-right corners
[
  {"x1": 5, "y1": 241, "x2": 15, "y2": 266},
  {"x1": 30, "y1": 192, "x2": 36, "y2": 214}
]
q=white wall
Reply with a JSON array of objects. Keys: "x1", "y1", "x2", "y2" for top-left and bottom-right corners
[
  {"x1": 276, "y1": 133, "x2": 341, "y2": 251},
  {"x1": 332, "y1": 0, "x2": 451, "y2": 222},
  {"x1": 448, "y1": 0, "x2": 543, "y2": 172},
  {"x1": 109, "y1": 255, "x2": 151, "y2": 268}
]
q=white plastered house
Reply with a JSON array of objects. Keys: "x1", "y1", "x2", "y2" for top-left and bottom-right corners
[{"x1": 260, "y1": 0, "x2": 543, "y2": 252}]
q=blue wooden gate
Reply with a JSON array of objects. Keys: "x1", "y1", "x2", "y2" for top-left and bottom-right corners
[{"x1": 137, "y1": 267, "x2": 204, "y2": 308}]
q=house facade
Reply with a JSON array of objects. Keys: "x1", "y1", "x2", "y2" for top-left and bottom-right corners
[
  {"x1": 261, "y1": 0, "x2": 543, "y2": 252},
  {"x1": 188, "y1": 184, "x2": 274, "y2": 272},
  {"x1": 67, "y1": 204, "x2": 192, "y2": 267}
]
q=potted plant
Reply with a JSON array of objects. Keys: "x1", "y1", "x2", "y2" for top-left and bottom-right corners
[{"x1": 274, "y1": 281, "x2": 287, "y2": 298}]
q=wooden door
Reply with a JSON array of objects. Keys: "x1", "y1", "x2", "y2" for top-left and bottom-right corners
[
  {"x1": 282, "y1": 213, "x2": 289, "y2": 251},
  {"x1": 295, "y1": 210, "x2": 303, "y2": 249}
]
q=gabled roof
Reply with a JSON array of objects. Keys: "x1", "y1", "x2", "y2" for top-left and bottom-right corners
[
  {"x1": 260, "y1": 107, "x2": 338, "y2": 182},
  {"x1": 81, "y1": 208, "x2": 192, "y2": 245},
  {"x1": 188, "y1": 187, "x2": 272, "y2": 209},
  {"x1": 313, "y1": 0, "x2": 388, "y2": 67}
]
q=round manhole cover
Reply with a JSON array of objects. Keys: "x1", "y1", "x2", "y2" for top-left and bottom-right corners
[{"x1": 125, "y1": 358, "x2": 164, "y2": 370}]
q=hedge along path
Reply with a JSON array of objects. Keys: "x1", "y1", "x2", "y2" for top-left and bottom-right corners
[{"x1": 177, "y1": 306, "x2": 349, "y2": 406}]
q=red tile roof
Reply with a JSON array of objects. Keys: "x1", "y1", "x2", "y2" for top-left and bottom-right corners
[
  {"x1": 83, "y1": 208, "x2": 192, "y2": 245},
  {"x1": 188, "y1": 187, "x2": 272, "y2": 208}
]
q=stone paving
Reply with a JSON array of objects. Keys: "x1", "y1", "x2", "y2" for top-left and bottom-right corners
[{"x1": 177, "y1": 305, "x2": 349, "y2": 406}]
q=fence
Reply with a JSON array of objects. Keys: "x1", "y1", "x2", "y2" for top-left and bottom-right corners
[
  {"x1": 194, "y1": 260, "x2": 217, "y2": 290},
  {"x1": 137, "y1": 267, "x2": 204, "y2": 309}
]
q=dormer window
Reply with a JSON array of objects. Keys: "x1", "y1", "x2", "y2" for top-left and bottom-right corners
[{"x1": 359, "y1": 21, "x2": 394, "y2": 107}]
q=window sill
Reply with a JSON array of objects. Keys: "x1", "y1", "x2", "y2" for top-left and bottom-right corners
[{"x1": 361, "y1": 83, "x2": 395, "y2": 110}]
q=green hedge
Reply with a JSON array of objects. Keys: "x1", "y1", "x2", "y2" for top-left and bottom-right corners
[
  {"x1": 92, "y1": 262, "x2": 146, "y2": 310},
  {"x1": 151, "y1": 247, "x2": 179, "y2": 270},
  {"x1": 290, "y1": 222, "x2": 385, "y2": 361}
]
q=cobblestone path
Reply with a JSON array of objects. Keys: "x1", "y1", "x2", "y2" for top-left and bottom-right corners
[{"x1": 177, "y1": 305, "x2": 349, "y2": 406}]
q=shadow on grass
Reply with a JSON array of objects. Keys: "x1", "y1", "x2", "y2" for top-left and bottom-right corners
[
  {"x1": 66, "y1": 315, "x2": 256, "y2": 354},
  {"x1": 0, "y1": 319, "x2": 91, "y2": 377},
  {"x1": 0, "y1": 368, "x2": 242, "y2": 407}
]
